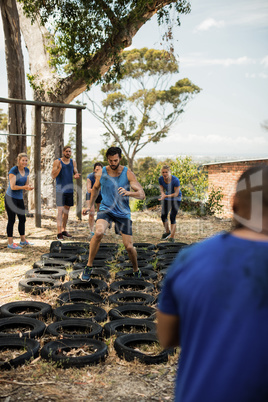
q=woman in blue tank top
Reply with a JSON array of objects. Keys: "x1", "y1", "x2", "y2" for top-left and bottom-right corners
[
  {"x1": 5, "y1": 153, "x2": 34, "y2": 249},
  {"x1": 158, "y1": 165, "x2": 182, "y2": 242}
]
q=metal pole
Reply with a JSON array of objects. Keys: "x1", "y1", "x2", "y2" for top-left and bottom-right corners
[
  {"x1": 76, "y1": 109, "x2": 82, "y2": 220},
  {"x1": 34, "y1": 105, "x2": 42, "y2": 227}
]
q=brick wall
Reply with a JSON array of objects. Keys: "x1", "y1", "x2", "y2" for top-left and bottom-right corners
[{"x1": 204, "y1": 159, "x2": 268, "y2": 218}]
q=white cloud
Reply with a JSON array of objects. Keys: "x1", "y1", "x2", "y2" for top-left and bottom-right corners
[
  {"x1": 261, "y1": 56, "x2": 268, "y2": 68},
  {"x1": 181, "y1": 56, "x2": 255, "y2": 68},
  {"x1": 194, "y1": 18, "x2": 225, "y2": 32}
]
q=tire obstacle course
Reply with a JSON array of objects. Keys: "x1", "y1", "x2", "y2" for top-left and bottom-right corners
[{"x1": 0, "y1": 240, "x2": 187, "y2": 369}]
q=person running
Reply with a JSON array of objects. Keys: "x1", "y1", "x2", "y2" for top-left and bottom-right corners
[
  {"x1": 86, "y1": 162, "x2": 103, "y2": 237},
  {"x1": 51, "y1": 145, "x2": 80, "y2": 240},
  {"x1": 81, "y1": 146, "x2": 145, "y2": 281},
  {"x1": 158, "y1": 165, "x2": 182, "y2": 243},
  {"x1": 5, "y1": 153, "x2": 34, "y2": 249},
  {"x1": 157, "y1": 164, "x2": 268, "y2": 402}
]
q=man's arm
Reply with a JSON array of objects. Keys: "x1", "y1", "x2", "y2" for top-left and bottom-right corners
[
  {"x1": 72, "y1": 160, "x2": 81, "y2": 179},
  {"x1": 82, "y1": 173, "x2": 101, "y2": 215},
  {"x1": 51, "y1": 159, "x2": 61, "y2": 179},
  {"x1": 118, "y1": 169, "x2": 145, "y2": 200},
  {"x1": 157, "y1": 310, "x2": 180, "y2": 349}
]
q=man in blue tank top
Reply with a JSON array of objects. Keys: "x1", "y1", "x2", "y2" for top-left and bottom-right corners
[
  {"x1": 51, "y1": 145, "x2": 80, "y2": 240},
  {"x1": 157, "y1": 164, "x2": 268, "y2": 402},
  {"x1": 81, "y1": 146, "x2": 145, "y2": 281}
]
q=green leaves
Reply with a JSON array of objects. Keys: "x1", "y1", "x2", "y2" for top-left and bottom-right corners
[{"x1": 18, "y1": 1, "x2": 191, "y2": 84}]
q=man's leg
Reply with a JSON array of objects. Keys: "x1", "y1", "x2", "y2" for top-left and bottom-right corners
[
  {"x1": 121, "y1": 233, "x2": 138, "y2": 272},
  {"x1": 57, "y1": 206, "x2": 64, "y2": 234},
  {"x1": 87, "y1": 219, "x2": 109, "y2": 266},
  {"x1": 62, "y1": 205, "x2": 70, "y2": 232},
  {"x1": 87, "y1": 200, "x2": 95, "y2": 233}
]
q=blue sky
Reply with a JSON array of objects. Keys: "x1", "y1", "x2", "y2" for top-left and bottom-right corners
[{"x1": 0, "y1": 0, "x2": 268, "y2": 160}]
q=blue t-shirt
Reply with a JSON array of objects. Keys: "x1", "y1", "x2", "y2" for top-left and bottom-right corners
[
  {"x1": 158, "y1": 175, "x2": 182, "y2": 201},
  {"x1": 158, "y1": 233, "x2": 268, "y2": 402},
  {"x1": 56, "y1": 158, "x2": 74, "y2": 194},
  {"x1": 99, "y1": 166, "x2": 131, "y2": 219},
  {"x1": 6, "y1": 166, "x2": 29, "y2": 199},
  {"x1": 87, "y1": 172, "x2": 101, "y2": 196}
]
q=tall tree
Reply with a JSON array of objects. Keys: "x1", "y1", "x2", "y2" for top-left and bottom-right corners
[
  {"x1": 0, "y1": 0, "x2": 27, "y2": 170},
  {"x1": 85, "y1": 48, "x2": 200, "y2": 170},
  {"x1": 1, "y1": 0, "x2": 191, "y2": 206}
]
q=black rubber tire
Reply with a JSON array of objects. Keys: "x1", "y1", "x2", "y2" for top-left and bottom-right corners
[
  {"x1": 159, "y1": 268, "x2": 168, "y2": 278},
  {"x1": 110, "y1": 280, "x2": 154, "y2": 293},
  {"x1": 78, "y1": 256, "x2": 113, "y2": 267},
  {"x1": 70, "y1": 267, "x2": 111, "y2": 281},
  {"x1": 18, "y1": 278, "x2": 62, "y2": 294},
  {"x1": 25, "y1": 267, "x2": 67, "y2": 281},
  {"x1": 62, "y1": 279, "x2": 108, "y2": 294},
  {"x1": 157, "y1": 249, "x2": 181, "y2": 256},
  {"x1": 0, "y1": 301, "x2": 52, "y2": 319},
  {"x1": 33, "y1": 259, "x2": 71, "y2": 269},
  {"x1": 108, "y1": 304, "x2": 156, "y2": 321},
  {"x1": 157, "y1": 280, "x2": 164, "y2": 291},
  {"x1": 0, "y1": 316, "x2": 46, "y2": 338},
  {"x1": 115, "y1": 269, "x2": 157, "y2": 281},
  {"x1": 50, "y1": 241, "x2": 88, "y2": 254},
  {"x1": 116, "y1": 262, "x2": 154, "y2": 270},
  {"x1": 122, "y1": 249, "x2": 155, "y2": 257},
  {"x1": 0, "y1": 338, "x2": 40, "y2": 370},
  {"x1": 133, "y1": 242, "x2": 156, "y2": 250},
  {"x1": 104, "y1": 318, "x2": 156, "y2": 337},
  {"x1": 108, "y1": 292, "x2": 155, "y2": 306},
  {"x1": 46, "y1": 319, "x2": 103, "y2": 339},
  {"x1": 114, "y1": 333, "x2": 172, "y2": 364},
  {"x1": 156, "y1": 242, "x2": 188, "y2": 250},
  {"x1": 41, "y1": 253, "x2": 77, "y2": 263},
  {"x1": 57, "y1": 290, "x2": 104, "y2": 305},
  {"x1": 40, "y1": 338, "x2": 107, "y2": 368},
  {"x1": 53, "y1": 303, "x2": 107, "y2": 322}
]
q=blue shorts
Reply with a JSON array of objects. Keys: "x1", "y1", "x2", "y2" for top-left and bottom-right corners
[
  {"x1": 86, "y1": 193, "x2": 102, "y2": 203},
  {"x1": 56, "y1": 192, "x2": 74, "y2": 207},
  {"x1": 97, "y1": 211, "x2": 132, "y2": 235}
]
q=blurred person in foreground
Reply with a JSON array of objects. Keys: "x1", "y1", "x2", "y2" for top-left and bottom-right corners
[{"x1": 157, "y1": 164, "x2": 268, "y2": 402}]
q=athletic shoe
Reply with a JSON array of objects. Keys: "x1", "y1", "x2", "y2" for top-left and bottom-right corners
[
  {"x1": 62, "y1": 231, "x2": 72, "y2": 238},
  {"x1": 133, "y1": 269, "x2": 142, "y2": 278},
  {"x1": 20, "y1": 240, "x2": 34, "y2": 246},
  {"x1": 81, "y1": 266, "x2": 92, "y2": 281},
  {"x1": 161, "y1": 231, "x2": 171, "y2": 240},
  {"x1": 57, "y1": 233, "x2": 64, "y2": 240},
  {"x1": 168, "y1": 238, "x2": 175, "y2": 243},
  {"x1": 7, "y1": 243, "x2": 22, "y2": 250}
]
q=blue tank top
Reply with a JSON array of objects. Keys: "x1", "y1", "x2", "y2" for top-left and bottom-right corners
[
  {"x1": 6, "y1": 166, "x2": 29, "y2": 199},
  {"x1": 99, "y1": 166, "x2": 131, "y2": 219},
  {"x1": 56, "y1": 158, "x2": 74, "y2": 194}
]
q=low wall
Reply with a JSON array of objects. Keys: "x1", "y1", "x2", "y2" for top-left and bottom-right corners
[{"x1": 204, "y1": 159, "x2": 268, "y2": 218}]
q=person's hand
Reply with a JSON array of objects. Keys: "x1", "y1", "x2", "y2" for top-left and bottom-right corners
[
  {"x1": 82, "y1": 208, "x2": 89, "y2": 215},
  {"x1": 118, "y1": 187, "x2": 129, "y2": 197},
  {"x1": 158, "y1": 194, "x2": 166, "y2": 201},
  {"x1": 25, "y1": 184, "x2": 34, "y2": 191},
  {"x1": 74, "y1": 172, "x2": 81, "y2": 179}
]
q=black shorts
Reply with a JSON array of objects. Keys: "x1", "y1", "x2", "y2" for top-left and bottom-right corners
[
  {"x1": 86, "y1": 193, "x2": 102, "y2": 204},
  {"x1": 97, "y1": 211, "x2": 132, "y2": 235},
  {"x1": 56, "y1": 192, "x2": 74, "y2": 207}
]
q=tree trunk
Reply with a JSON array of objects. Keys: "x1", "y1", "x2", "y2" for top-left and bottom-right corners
[{"x1": 1, "y1": 0, "x2": 26, "y2": 166}]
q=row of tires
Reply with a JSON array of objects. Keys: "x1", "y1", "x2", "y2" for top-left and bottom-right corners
[{"x1": 1, "y1": 332, "x2": 173, "y2": 370}]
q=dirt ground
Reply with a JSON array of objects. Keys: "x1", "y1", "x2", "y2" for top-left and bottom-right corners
[{"x1": 0, "y1": 208, "x2": 232, "y2": 401}]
